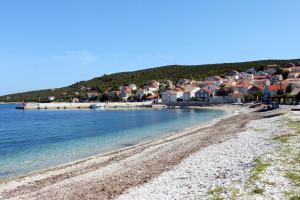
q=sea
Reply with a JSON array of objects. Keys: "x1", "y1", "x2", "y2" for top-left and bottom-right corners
[{"x1": 0, "y1": 104, "x2": 224, "y2": 179}]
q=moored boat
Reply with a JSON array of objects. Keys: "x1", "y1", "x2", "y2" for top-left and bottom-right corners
[
  {"x1": 90, "y1": 103, "x2": 107, "y2": 110},
  {"x1": 291, "y1": 105, "x2": 300, "y2": 111}
]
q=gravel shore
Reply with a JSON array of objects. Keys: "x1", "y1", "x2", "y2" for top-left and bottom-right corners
[{"x1": 118, "y1": 111, "x2": 300, "y2": 200}]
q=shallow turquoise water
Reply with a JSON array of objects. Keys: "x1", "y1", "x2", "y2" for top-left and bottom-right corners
[{"x1": 0, "y1": 104, "x2": 224, "y2": 179}]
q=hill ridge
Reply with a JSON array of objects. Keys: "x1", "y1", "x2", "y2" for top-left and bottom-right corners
[{"x1": 1, "y1": 58, "x2": 300, "y2": 102}]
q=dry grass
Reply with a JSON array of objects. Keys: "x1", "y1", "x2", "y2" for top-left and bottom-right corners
[
  {"x1": 249, "y1": 158, "x2": 270, "y2": 182},
  {"x1": 273, "y1": 134, "x2": 297, "y2": 143}
]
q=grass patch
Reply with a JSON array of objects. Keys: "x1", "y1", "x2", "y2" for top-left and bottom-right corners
[
  {"x1": 272, "y1": 134, "x2": 297, "y2": 143},
  {"x1": 252, "y1": 188, "x2": 264, "y2": 194},
  {"x1": 207, "y1": 186, "x2": 224, "y2": 200},
  {"x1": 229, "y1": 188, "x2": 239, "y2": 200},
  {"x1": 249, "y1": 158, "x2": 270, "y2": 182},
  {"x1": 285, "y1": 171, "x2": 300, "y2": 187},
  {"x1": 207, "y1": 186, "x2": 223, "y2": 194},
  {"x1": 290, "y1": 196, "x2": 300, "y2": 200},
  {"x1": 288, "y1": 121, "x2": 300, "y2": 134},
  {"x1": 294, "y1": 153, "x2": 300, "y2": 163}
]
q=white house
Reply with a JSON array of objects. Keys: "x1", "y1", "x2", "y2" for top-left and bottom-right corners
[
  {"x1": 129, "y1": 84, "x2": 137, "y2": 91},
  {"x1": 182, "y1": 87, "x2": 200, "y2": 102},
  {"x1": 161, "y1": 90, "x2": 183, "y2": 103},
  {"x1": 48, "y1": 96, "x2": 55, "y2": 101}
]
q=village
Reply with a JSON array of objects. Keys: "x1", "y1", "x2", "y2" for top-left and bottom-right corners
[{"x1": 43, "y1": 62, "x2": 300, "y2": 107}]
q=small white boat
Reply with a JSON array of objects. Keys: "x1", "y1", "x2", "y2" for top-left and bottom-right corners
[
  {"x1": 291, "y1": 105, "x2": 300, "y2": 111},
  {"x1": 90, "y1": 103, "x2": 107, "y2": 110}
]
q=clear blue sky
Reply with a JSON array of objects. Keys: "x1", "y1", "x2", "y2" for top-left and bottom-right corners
[{"x1": 0, "y1": 0, "x2": 300, "y2": 95}]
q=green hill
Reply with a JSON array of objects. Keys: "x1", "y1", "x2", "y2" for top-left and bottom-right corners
[{"x1": 1, "y1": 59, "x2": 300, "y2": 102}]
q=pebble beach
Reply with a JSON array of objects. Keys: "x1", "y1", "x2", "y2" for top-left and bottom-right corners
[
  {"x1": 0, "y1": 106, "x2": 299, "y2": 199},
  {"x1": 119, "y1": 110, "x2": 300, "y2": 200}
]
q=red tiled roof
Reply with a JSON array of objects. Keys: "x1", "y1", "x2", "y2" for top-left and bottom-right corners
[
  {"x1": 228, "y1": 93, "x2": 244, "y2": 98},
  {"x1": 204, "y1": 81, "x2": 214, "y2": 85},
  {"x1": 268, "y1": 85, "x2": 281, "y2": 91},
  {"x1": 254, "y1": 76, "x2": 267, "y2": 79},
  {"x1": 254, "y1": 85, "x2": 282, "y2": 91}
]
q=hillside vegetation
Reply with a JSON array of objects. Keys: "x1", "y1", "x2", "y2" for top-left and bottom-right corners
[{"x1": 1, "y1": 59, "x2": 300, "y2": 102}]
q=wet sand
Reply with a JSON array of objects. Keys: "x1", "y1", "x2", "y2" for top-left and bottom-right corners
[{"x1": 0, "y1": 106, "x2": 259, "y2": 200}]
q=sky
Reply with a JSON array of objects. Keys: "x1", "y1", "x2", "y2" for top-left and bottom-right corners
[{"x1": 0, "y1": 0, "x2": 300, "y2": 95}]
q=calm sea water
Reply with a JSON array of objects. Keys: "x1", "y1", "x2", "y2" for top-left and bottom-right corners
[{"x1": 0, "y1": 104, "x2": 224, "y2": 179}]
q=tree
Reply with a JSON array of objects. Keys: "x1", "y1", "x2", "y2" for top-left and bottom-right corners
[
  {"x1": 251, "y1": 91, "x2": 263, "y2": 101},
  {"x1": 296, "y1": 92, "x2": 300, "y2": 101},
  {"x1": 127, "y1": 95, "x2": 135, "y2": 102},
  {"x1": 2, "y1": 59, "x2": 300, "y2": 102},
  {"x1": 244, "y1": 94, "x2": 255, "y2": 102},
  {"x1": 286, "y1": 84, "x2": 293, "y2": 93},
  {"x1": 100, "y1": 93, "x2": 112, "y2": 102},
  {"x1": 274, "y1": 67, "x2": 284, "y2": 75},
  {"x1": 277, "y1": 89, "x2": 284, "y2": 96},
  {"x1": 282, "y1": 71, "x2": 289, "y2": 79},
  {"x1": 215, "y1": 86, "x2": 233, "y2": 96}
]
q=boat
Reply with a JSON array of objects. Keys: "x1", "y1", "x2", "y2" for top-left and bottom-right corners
[
  {"x1": 90, "y1": 103, "x2": 107, "y2": 110},
  {"x1": 291, "y1": 105, "x2": 300, "y2": 111},
  {"x1": 249, "y1": 102, "x2": 262, "y2": 108}
]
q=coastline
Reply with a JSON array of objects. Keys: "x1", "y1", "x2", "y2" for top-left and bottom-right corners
[
  {"x1": 0, "y1": 105, "x2": 256, "y2": 199},
  {"x1": 0, "y1": 106, "x2": 227, "y2": 182}
]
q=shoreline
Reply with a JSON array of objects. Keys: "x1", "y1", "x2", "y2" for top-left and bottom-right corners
[
  {"x1": 0, "y1": 105, "x2": 256, "y2": 199},
  {"x1": 0, "y1": 106, "x2": 227, "y2": 182},
  {"x1": 0, "y1": 106, "x2": 231, "y2": 182}
]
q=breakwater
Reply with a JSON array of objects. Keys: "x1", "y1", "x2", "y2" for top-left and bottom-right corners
[{"x1": 18, "y1": 102, "x2": 153, "y2": 109}]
